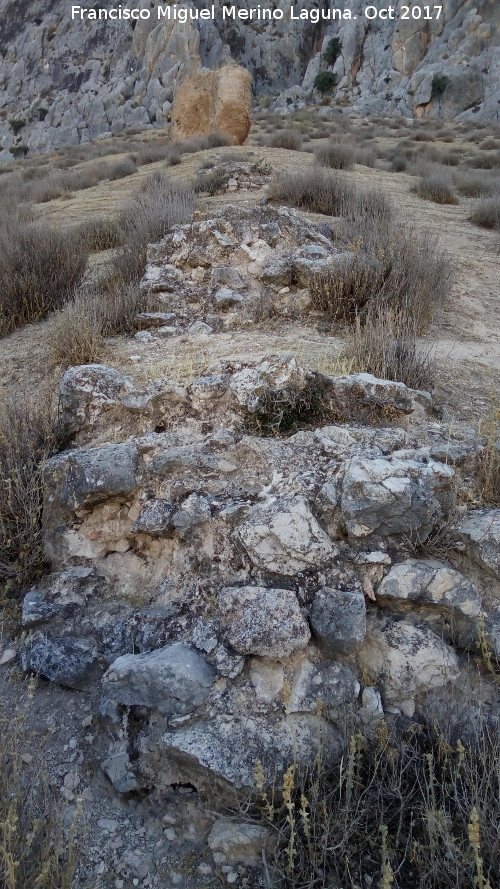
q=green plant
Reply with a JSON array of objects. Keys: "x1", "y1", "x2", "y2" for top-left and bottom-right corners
[
  {"x1": 9, "y1": 118, "x2": 26, "y2": 135},
  {"x1": 323, "y1": 36, "x2": 343, "y2": 66},
  {"x1": 431, "y1": 74, "x2": 450, "y2": 100},
  {"x1": 103, "y1": 62, "x2": 111, "y2": 81},
  {"x1": 38, "y1": 107, "x2": 48, "y2": 121},
  {"x1": 8, "y1": 145, "x2": 28, "y2": 158},
  {"x1": 314, "y1": 71, "x2": 339, "y2": 94}
]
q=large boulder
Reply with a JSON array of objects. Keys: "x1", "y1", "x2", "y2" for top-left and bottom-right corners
[{"x1": 170, "y1": 65, "x2": 252, "y2": 145}]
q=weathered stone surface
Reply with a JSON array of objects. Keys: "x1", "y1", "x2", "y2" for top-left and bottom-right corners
[
  {"x1": 288, "y1": 659, "x2": 360, "y2": 718},
  {"x1": 46, "y1": 443, "x2": 138, "y2": 509},
  {"x1": 22, "y1": 567, "x2": 101, "y2": 627},
  {"x1": 357, "y1": 616, "x2": 460, "y2": 717},
  {"x1": 377, "y1": 559, "x2": 482, "y2": 619},
  {"x1": 101, "y1": 643, "x2": 214, "y2": 716},
  {"x1": 310, "y1": 588, "x2": 366, "y2": 655},
  {"x1": 229, "y1": 354, "x2": 307, "y2": 412},
  {"x1": 457, "y1": 510, "x2": 500, "y2": 580},
  {"x1": 158, "y1": 713, "x2": 343, "y2": 792},
  {"x1": 131, "y1": 499, "x2": 174, "y2": 535},
  {"x1": 341, "y1": 453, "x2": 455, "y2": 543},
  {"x1": 171, "y1": 65, "x2": 252, "y2": 145},
  {"x1": 218, "y1": 586, "x2": 310, "y2": 658},
  {"x1": 237, "y1": 496, "x2": 336, "y2": 575},
  {"x1": 21, "y1": 634, "x2": 98, "y2": 688},
  {"x1": 59, "y1": 365, "x2": 136, "y2": 437},
  {"x1": 172, "y1": 493, "x2": 211, "y2": 541},
  {"x1": 208, "y1": 820, "x2": 271, "y2": 867}
]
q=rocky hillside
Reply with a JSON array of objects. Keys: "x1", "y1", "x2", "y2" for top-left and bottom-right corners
[{"x1": 1, "y1": 0, "x2": 499, "y2": 158}]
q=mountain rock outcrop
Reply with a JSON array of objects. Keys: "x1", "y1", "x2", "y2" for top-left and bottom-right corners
[{"x1": 1, "y1": 0, "x2": 499, "y2": 159}]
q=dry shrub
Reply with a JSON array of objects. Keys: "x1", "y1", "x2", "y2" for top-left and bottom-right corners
[
  {"x1": 263, "y1": 718, "x2": 500, "y2": 889},
  {"x1": 476, "y1": 397, "x2": 500, "y2": 506},
  {"x1": 413, "y1": 129, "x2": 436, "y2": 142},
  {"x1": 266, "y1": 130, "x2": 303, "y2": 151},
  {"x1": 412, "y1": 169, "x2": 459, "y2": 204},
  {"x1": 454, "y1": 170, "x2": 498, "y2": 198},
  {"x1": 469, "y1": 195, "x2": 500, "y2": 230},
  {"x1": 107, "y1": 172, "x2": 194, "y2": 285},
  {"x1": 182, "y1": 132, "x2": 233, "y2": 152},
  {"x1": 345, "y1": 308, "x2": 436, "y2": 390},
  {"x1": 268, "y1": 168, "x2": 355, "y2": 216},
  {"x1": 0, "y1": 221, "x2": 89, "y2": 336},
  {"x1": 354, "y1": 146, "x2": 377, "y2": 167},
  {"x1": 311, "y1": 214, "x2": 450, "y2": 331},
  {"x1": 391, "y1": 152, "x2": 408, "y2": 172},
  {"x1": 470, "y1": 151, "x2": 500, "y2": 170},
  {"x1": 0, "y1": 680, "x2": 81, "y2": 888},
  {"x1": 0, "y1": 386, "x2": 60, "y2": 595},
  {"x1": 134, "y1": 143, "x2": 183, "y2": 166},
  {"x1": 77, "y1": 217, "x2": 122, "y2": 251},
  {"x1": 314, "y1": 141, "x2": 354, "y2": 170}
]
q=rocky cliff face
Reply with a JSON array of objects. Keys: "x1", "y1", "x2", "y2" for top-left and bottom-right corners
[{"x1": 0, "y1": 0, "x2": 499, "y2": 157}]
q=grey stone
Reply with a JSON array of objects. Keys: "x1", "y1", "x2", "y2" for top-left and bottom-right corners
[
  {"x1": 341, "y1": 453, "x2": 455, "y2": 543},
  {"x1": 44, "y1": 443, "x2": 138, "y2": 514},
  {"x1": 59, "y1": 364, "x2": 136, "y2": 436},
  {"x1": 457, "y1": 510, "x2": 500, "y2": 580},
  {"x1": 213, "y1": 288, "x2": 244, "y2": 310},
  {"x1": 21, "y1": 634, "x2": 98, "y2": 688},
  {"x1": 131, "y1": 499, "x2": 174, "y2": 535},
  {"x1": 136, "y1": 312, "x2": 177, "y2": 328},
  {"x1": 208, "y1": 820, "x2": 271, "y2": 867},
  {"x1": 377, "y1": 559, "x2": 482, "y2": 619},
  {"x1": 218, "y1": 586, "x2": 310, "y2": 658},
  {"x1": 172, "y1": 493, "x2": 211, "y2": 540},
  {"x1": 310, "y1": 588, "x2": 366, "y2": 655},
  {"x1": 101, "y1": 643, "x2": 214, "y2": 716},
  {"x1": 357, "y1": 615, "x2": 460, "y2": 718},
  {"x1": 288, "y1": 659, "x2": 360, "y2": 717},
  {"x1": 237, "y1": 496, "x2": 336, "y2": 575}
]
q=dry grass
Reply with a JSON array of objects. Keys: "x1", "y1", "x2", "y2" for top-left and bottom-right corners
[
  {"x1": 0, "y1": 385, "x2": 61, "y2": 596},
  {"x1": 0, "y1": 679, "x2": 81, "y2": 889},
  {"x1": 476, "y1": 397, "x2": 500, "y2": 506},
  {"x1": 454, "y1": 170, "x2": 498, "y2": 198},
  {"x1": 48, "y1": 283, "x2": 156, "y2": 368},
  {"x1": 311, "y1": 213, "x2": 451, "y2": 332},
  {"x1": 261, "y1": 718, "x2": 500, "y2": 889},
  {"x1": 106, "y1": 172, "x2": 195, "y2": 286},
  {"x1": 345, "y1": 308, "x2": 436, "y2": 390},
  {"x1": 268, "y1": 168, "x2": 390, "y2": 219}
]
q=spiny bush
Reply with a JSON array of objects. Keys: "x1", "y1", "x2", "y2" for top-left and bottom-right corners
[
  {"x1": 261, "y1": 718, "x2": 500, "y2": 889},
  {"x1": 0, "y1": 220, "x2": 89, "y2": 336},
  {"x1": 133, "y1": 143, "x2": 183, "y2": 166},
  {"x1": 311, "y1": 214, "x2": 450, "y2": 331},
  {"x1": 314, "y1": 141, "x2": 354, "y2": 170},
  {"x1": 266, "y1": 130, "x2": 303, "y2": 151},
  {"x1": 469, "y1": 195, "x2": 500, "y2": 230},
  {"x1": 454, "y1": 170, "x2": 499, "y2": 198},
  {"x1": 105, "y1": 173, "x2": 194, "y2": 286},
  {"x1": 0, "y1": 386, "x2": 61, "y2": 595},
  {"x1": 412, "y1": 169, "x2": 459, "y2": 204},
  {"x1": 268, "y1": 168, "x2": 389, "y2": 219},
  {"x1": 0, "y1": 680, "x2": 82, "y2": 888},
  {"x1": 77, "y1": 217, "x2": 122, "y2": 251},
  {"x1": 345, "y1": 308, "x2": 436, "y2": 390}
]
